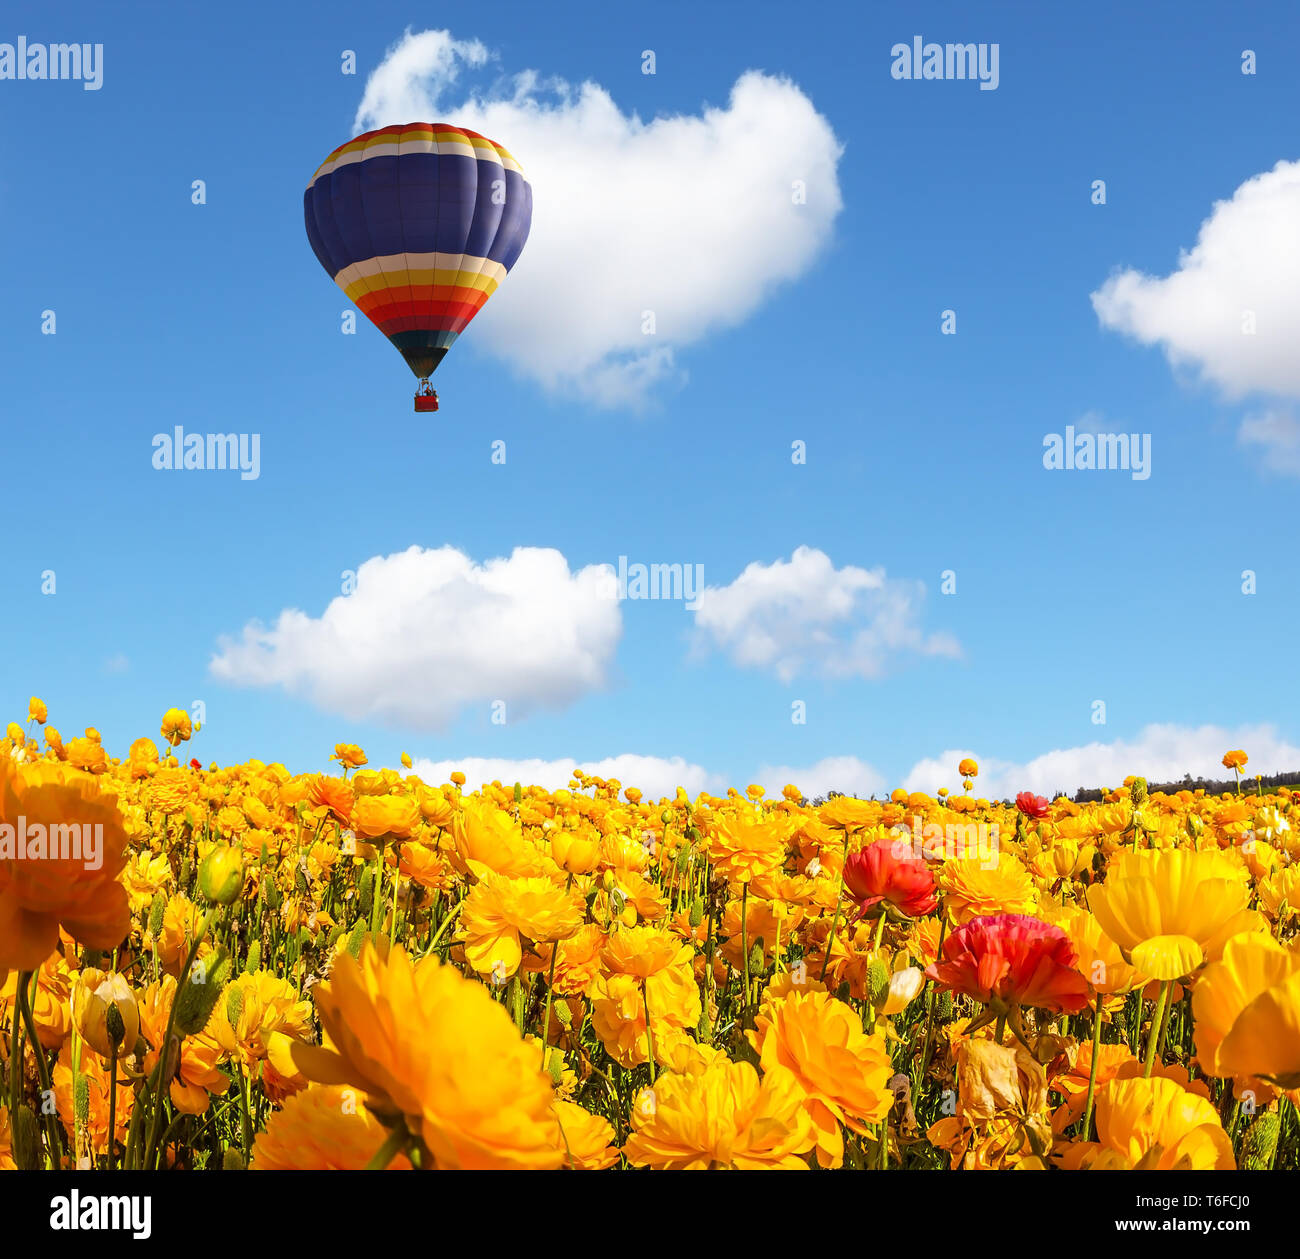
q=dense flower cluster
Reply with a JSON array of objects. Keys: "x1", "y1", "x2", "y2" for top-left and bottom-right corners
[{"x1": 0, "y1": 708, "x2": 1297, "y2": 1171}]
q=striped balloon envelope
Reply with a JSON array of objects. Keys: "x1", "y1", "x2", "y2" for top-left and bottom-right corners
[{"x1": 304, "y1": 123, "x2": 533, "y2": 404}]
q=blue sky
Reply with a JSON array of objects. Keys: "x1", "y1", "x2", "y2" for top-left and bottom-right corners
[{"x1": 3, "y1": 0, "x2": 1298, "y2": 799}]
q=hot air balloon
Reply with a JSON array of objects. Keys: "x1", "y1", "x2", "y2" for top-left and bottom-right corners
[{"x1": 304, "y1": 123, "x2": 533, "y2": 412}]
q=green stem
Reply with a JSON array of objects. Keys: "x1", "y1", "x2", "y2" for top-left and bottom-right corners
[
  {"x1": 365, "y1": 1124, "x2": 408, "y2": 1170},
  {"x1": 540, "y1": 947, "x2": 559, "y2": 1069},
  {"x1": 18, "y1": 971, "x2": 61, "y2": 1167},
  {"x1": 1081, "y1": 993, "x2": 1103, "y2": 1140},
  {"x1": 1143, "y1": 980, "x2": 1172, "y2": 1078},
  {"x1": 642, "y1": 980, "x2": 656, "y2": 1082},
  {"x1": 819, "y1": 832, "x2": 851, "y2": 982},
  {"x1": 106, "y1": 1043, "x2": 118, "y2": 1171},
  {"x1": 740, "y1": 882, "x2": 750, "y2": 1012}
]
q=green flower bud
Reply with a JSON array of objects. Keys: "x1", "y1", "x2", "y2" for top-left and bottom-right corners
[
  {"x1": 675, "y1": 843, "x2": 692, "y2": 874},
  {"x1": 244, "y1": 940, "x2": 262, "y2": 974},
  {"x1": 178, "y1": 854, "x2": 192, "y2": 889},
  {"x1": 326, "y1": 924, "x2": 346, "y2": 952},
  {"x1": 866, "y1": 959, "x2": 891, "y2": 1009},
  {"x1": 937, "y1": 990, "x2": 954, "y2": 1020},
  {"x1": 199, "y1": 843, "x2": 244, "y2": 906},
  {"x1": 661, "y1": 810, "x2": 673, "y2": 825},
  {"x1": 105, "y1": 1002, "x2": 127, "y2": 1052},
  {"x1": 748, "y1": 940, "x2": 766, "y2": 977},
  {"x1": 1240, "y1": 1110, "x2": 1280, "y2": 1171},
  {"x1": 358, "y1": 866, "x2": 375, "y2": 917},
  {"x1": 295, "y1": 863, "x2": 310, "y2": 896},
  {"x1": 1130, "y1": 777, "x2": 1149, "y2": 808},
  {"x1": 148, "y1": 891, "x2": 167, "y2": 940},
  {"x1": 346, "y1": 920, "x2": 368, "y2": 960},
  {"x1": 74, "y1": 1075, "x2": 90, "y2": 1129},
  {"x1": 688, "y1": 896, "x2": 704, "y2": 928},
  {"x1": 546, "y1": 1050, "x2": 566, "y2": 1087},
  {"x1": 175, "y1": 947, "x2": 232, "y2": 1035},
  {"x1": 225, "y1": 984, "x2": 245, "y2": 1028},
  {"x1": 12, "y1": 1105, "x2": 42, "y2": 1170},
  {"x1": 513, "y1": 782, "x2": 523, "y2": 804}
]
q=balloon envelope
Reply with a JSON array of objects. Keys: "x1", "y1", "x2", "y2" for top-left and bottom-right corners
[{"x1": 304, "y1": 123, "x2": 533, "y2": 379}]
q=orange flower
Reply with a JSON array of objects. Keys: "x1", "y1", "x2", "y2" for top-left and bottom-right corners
[
  {"x1": 622, "y1": 1050, "x2": 814, "y2": 1169},
  {"x1": 250, "y1": 1084, "x2": 412, "y2": 1170},
  {"x1": 554, "y1": 1100, "x2": 619, "y2": 1169},
  {"x1": 54, "y1": 1041, "x2": 135, "y2": 1165},
  {"x1": 457, "y1": 872, "x2": 583, "y2": 979},
  {"x1": 352, "y1": 793, "x2": 421, "y2": 841},
  {"x1": 0, "y1": 759, "x2": 130, "y2": 969},
  {"x1": 1061, "y1": 1076, "x2": 1235, "y2": 1169},
  {"x1": 600, "y1": 925, "x2": 685, "y2": 980},
  {"x1": 748, "y1": 988, "x2": 894, "y2": 1167},
  {"x1": 306, "y1": 775, "x2": 355, "y2": 825},
  {"x1": 708, "y1": 814, "x2": 791, "y2": 885},
  {"x1": 291, "y1": 940, "x2": 562, "y2": 1169},
  {"x1": 331, "y1": 743, "x2": 368, "y2": 770},
  {"x1": 160, "y1": 708, "x2": 193, "y2": 746}
]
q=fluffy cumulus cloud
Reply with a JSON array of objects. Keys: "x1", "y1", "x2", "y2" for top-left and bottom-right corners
[
  {"x1": 1091, "y1": 160, "x2": 1300, "y2": 473},
  {"x1": 902, "y1": 723, "x2": 1300, "y2": 801},
  {"x1": 210, "y1": 546, "x2": 620, "y2": 730},
  {"x1": 353, "y1": 29, "x2": 843, "y2": 407},
  {"x1": 409, "y1": 754, "x2": 723, "y2": 800},
  {"x1": 1238, "y1": 410, "x2": 1300, "y2": 478},
  {"x1": 691, "y1": 546, "x2": 961, "y2": 682},
  {"x1": 753, "y1": 755, "x2": 888, "y2": 800}
]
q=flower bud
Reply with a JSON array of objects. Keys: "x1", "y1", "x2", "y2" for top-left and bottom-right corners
[
  {"x1": 866, "y1": 959, "x2": 891, "y2": 1009},
  {"x1": 688, "y1": 896, "x2": 704, "y2": 928},
  {"x1": 244, "y1": 940, "x2": 262, "y2": 974},
  {"x1": 748, "y1": 940, "x2": 766, "y2": 977},
  {"x1": 358, "y1": 866, "x2": 376, "y2": 916},
  {"x1": 74, "y1": 1074, "x2": 90, "y2": 1129},
  {"x1": 199, "y1": 843, "x2": 244, "y2": 905},
  {"x1": 12, "y1": 1105, "x2": 42, "y2": 1170},
  {"x1": 1240, "y1": 1111, "x2": 1280, "y2": 1171},
  {"x1": 1130, "y1": 777, "x2": 1149, "y2": 808},
  {"x1": 513, "y1": 782, "x2": 523, "y2": 804},
  {"x1": 71, "y1": 969, "x2": 140, "y2": 1059},
  {"x1": 148, "y1": 892, "x2": 166, "y2": 941},
  {"x1": 174, "y1": 947, "x2": 232, "y2": 1035},
  {"x1": 546, "y1": 1050, "x2": 566, "y2": 1087},
  {"x1": 346, "y1": 921, "x2": 368, "y2": 960}
]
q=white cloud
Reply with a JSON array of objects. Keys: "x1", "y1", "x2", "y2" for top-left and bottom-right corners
[
  {"x1": 353, "y1": 29, "x2": 843, "y2": 407},
  {"x1": 754, "y1": 755, "x2": 887, "y2": 799},
  {"x1": 1238, "y1": 410, "x2": 1300, "y2": 478},
  {"x1": 409, "y1": 753, "x2": 723, "y2": 800},
  {"x1": 903, "y1": 724, "x2": 1300, "y2": 800},
  {"x1": 1092, "y1": 160, "x2": 1300, "y2": 399},
  {"x1": 691, "y1": 546, "x2": 960, "y2": 682},
  {"x1": 210, "y1": 546, "x2": 620, "y2": 730}
]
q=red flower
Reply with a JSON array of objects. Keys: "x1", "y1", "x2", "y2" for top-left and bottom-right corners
[
  {"x1": 925, "y1": 913, "x2": 1090, "y2": 1015},
  {"x1": 842, "y1": 838, "x2": 937, "y2": 919},
  {"x1": 1015, "y1": 791, "x2": 1050, "y2": 819},
  {"x1": 189, "y1": 758, "x2": 202, "y2": 771}
]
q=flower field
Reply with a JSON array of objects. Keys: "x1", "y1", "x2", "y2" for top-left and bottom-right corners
[{"x1": 1, "y1": 705, "x2": 1298, "y2": 1172}]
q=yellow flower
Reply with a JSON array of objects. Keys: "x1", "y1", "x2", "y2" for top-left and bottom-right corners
[
  {"x1": 250, "y1": 1085, "x2": 412, "y2": 1170},
  {"x1": 938, "y1": 854, "x2": 1038, "y2": 925},
  {"x1": 622, "y1": 1056, "x2": 815, "y2": 1169},
  {"x1": 331, "y1": 743, "x2": 368, "y2": 770},
  {"x1": 590, "y1": 967, "x2": 700, "y2": 1069},
  {"x1": 1063, "y1": 1076, "x2": 1235, "y2": 1169},
  {"x1": 748, "y1": 988, "x2": 894, "y2": 1167},
  {"x1": 709, "y1": 813, "x2": 791, "y2": 885},
  {"x1": 1039, "y1": 903, "x2": 1147, "y2": 995},
  {"x1": 71, "y1": 969, "x2": 140, "y2": 1058},
  {"x1": 28, "y1": 698, "x2": 47, "y2": 725},
  {"x1": 554, "y1": 1100, "x2": 619, "y2": 1169},
  {"x1": 160, "y1": 708, "x2": 193, "y2": 746},
  {"x1": 291, "y1": 940, "x2": 562, "y2": 1169},
  {"x1": 0, "y1": 759, "x2": 131, "y2": 969},
  {"x1": 958, "y1": 758, "x2": 978, "y2": 778},
  {"x1": 600, "y1": 925, "x2": 685, "y2": 979},
  {"x1": 210, "y1": 970, "x2": 312, "y2": 1068},
  {"x1": 457, "y1": 872, "x2": 583, "y2": 979},
  {"x1": 1088, "y1": 848, "x2": 1261, "y2": 980},
  {"x1": 352, "y1": 793, "x2": 421, "y2": 841},
  {"x1": 1222, "y1": 750, "x2": 1248, "y2": 771}
]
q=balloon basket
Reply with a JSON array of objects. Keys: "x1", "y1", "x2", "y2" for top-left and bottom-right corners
[{"x1": 414, "y1": 391, "x2": 439, "y2": 413}]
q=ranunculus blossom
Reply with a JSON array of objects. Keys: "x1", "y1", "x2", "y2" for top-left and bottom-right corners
[
  {"x1": 926, "y1": 913, "x2": 1091, "y2": 1019},
  {"x1": 843, "y1": 839, "x2": 937, "y2": 918},
  {"x1": 1015, "y1": 792, "x2": 1051, "y2": 819}
]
